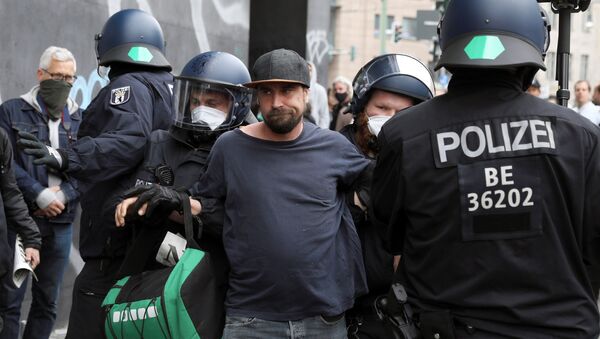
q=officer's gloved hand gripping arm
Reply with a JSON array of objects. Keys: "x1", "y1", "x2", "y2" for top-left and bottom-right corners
[
  {"x1": 17, "y1": 130, "x2": 67, "y2": 171},
  {"x1": 114, "y1": 184, "x2": 202, "y2": 227}
]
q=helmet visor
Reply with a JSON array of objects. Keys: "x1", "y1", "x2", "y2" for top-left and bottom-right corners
[
  {"x1": 354, "y1": 54, "x2": 435, "y2": 101},
  {"x1": 173, "y1": 79, "x2": 236, "y2": 132}
]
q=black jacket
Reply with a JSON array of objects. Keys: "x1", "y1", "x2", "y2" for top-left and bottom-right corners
[
  {"x1": 0, "y1": 128, "x2": 41, "y2": 277},
  {"x1": 116, "y1": 128, "x2": 225, "y2": 276},
  {"x1": 371, "y1": 71, "x2": 600, "y2": 338},
  {"x1": 63, "y1": 69, "x2": 173, "y2": 260},
  {"x1": 340, "y1": 125, "x2": 393, "y2": 305}
]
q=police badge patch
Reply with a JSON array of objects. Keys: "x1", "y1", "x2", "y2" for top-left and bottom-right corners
[{"x1": 110, "y1": 86, "x2": 131, "y2": 105}]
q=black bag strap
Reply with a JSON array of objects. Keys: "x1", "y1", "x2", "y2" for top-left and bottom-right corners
[{"x1": 180, "y1": 191, "x2": 201, "y2": 249}]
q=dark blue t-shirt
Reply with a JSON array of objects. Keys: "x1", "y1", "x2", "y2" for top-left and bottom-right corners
[{"x1": 195, "y1": 122, "x2": 369, "y2": 321}]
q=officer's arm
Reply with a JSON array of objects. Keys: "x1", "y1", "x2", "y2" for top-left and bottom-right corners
[
  {"x1": 370, "y1": 128, "x2": 405, "y2": 255},
  {"x1": 318, "y1": 87, "x2": 331, "y2": 129},
  {"x1": 62, "y1": 79, "x2": 156, "y2": 181},
  {"x1": 109, "y1": 138, "x2": 162, "y2": 229}
]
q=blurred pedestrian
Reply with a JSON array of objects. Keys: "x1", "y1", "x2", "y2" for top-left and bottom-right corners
[
  {"x1": 307, "y1": 62, "x2": 330, "y2": 128},
  {"x1": 526, "y1": 78, "x2": 541, "y2": 97},
  {"x1": 572, "y1": 80, "x2": 600, "y2": 125},
  {"x1": 329, "y1": 76, "x2": 353, "y2": 131},
  {"x1": 0, "y1": 46, "x2": 81, "y2": 339},
  {"x1": 592, "y1": 83, "x2": 600, "y2": 106}
]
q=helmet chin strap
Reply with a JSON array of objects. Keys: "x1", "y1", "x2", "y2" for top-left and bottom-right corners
[{"x1": 518, "y1": 67, "x2": 539, "y2": 92}]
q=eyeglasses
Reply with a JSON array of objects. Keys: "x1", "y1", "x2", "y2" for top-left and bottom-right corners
[{"x1": 41, "y1": 69, "x2": 78, "y2": 83}]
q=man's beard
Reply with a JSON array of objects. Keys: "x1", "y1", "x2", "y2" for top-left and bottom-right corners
[{"x1": 263, "y1": 107, "x2": 303, "y2": 134}]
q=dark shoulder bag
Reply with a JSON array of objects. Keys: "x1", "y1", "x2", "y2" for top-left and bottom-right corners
[{"x1": 102, "y1": 192, "x2": 228, "y2": 339}]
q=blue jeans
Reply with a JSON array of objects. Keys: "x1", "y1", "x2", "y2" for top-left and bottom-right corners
[
  {"x1": 222, "y1": 314, "x2": 347, "y2": 339},
  {"x1": 0, "y1": 225, "x2": 72, "y2": 339}
]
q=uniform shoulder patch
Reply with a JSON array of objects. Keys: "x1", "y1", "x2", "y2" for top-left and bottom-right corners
[{"x1": 110, "y1": 86, "x2": 131, "y2": 105}]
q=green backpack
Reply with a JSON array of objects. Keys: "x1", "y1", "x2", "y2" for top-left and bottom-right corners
[{"x1": 102, "y1": 194, "x2": 227, "y2": 339}]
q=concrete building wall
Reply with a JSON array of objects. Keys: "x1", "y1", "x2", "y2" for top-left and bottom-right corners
[
  {"x1": 0, "y1": 0, "x2": 252, "y2": 109},
  {"x1": 328, "y1": 0, "x2": 434, "y2": 88},
  {"x1": 329, "y1": 0, "x2": 600, "y2": 101}
]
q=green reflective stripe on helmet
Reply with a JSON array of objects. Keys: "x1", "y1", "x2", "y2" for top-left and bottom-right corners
[
  {"x1": 128, "y1": 46, "x2": 154, "y2": 62},
  {"x1": 464, "y1": 35, "x2": 505, "y2": 60}
]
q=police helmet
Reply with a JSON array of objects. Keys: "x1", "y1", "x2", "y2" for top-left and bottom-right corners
[
  {"x1": 172, "y1": 51, "x2": 253, "y2": 140},
  {"x1": 435, "y1": 0, "x2": 550, "y2": 71},
  {"x1": 95, "y1": 9, "x2": 171, "y2": 70},
  {"x1": 351, "y1": 54, "x2": 435, "y2": 114}
]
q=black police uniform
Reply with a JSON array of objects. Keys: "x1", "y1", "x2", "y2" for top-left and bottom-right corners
[
  {"x1": 340, "y1": 125, "x2": 394, "y2": 339},
  {"x1": 371, "y1": 71, "x2": 600, "y2": 338},
  {"x1": 64, "y1": 68, "x2": 173, "y2": 339},
  {"x1": 117, "y1": 128, "x2": 226, "y2": 275}
]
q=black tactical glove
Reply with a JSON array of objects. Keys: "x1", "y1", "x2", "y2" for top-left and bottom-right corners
[
  {"x1": 123, "y1": 184, "x2": 185, "y2": 218},
  {"x1": 17, "y1": 130, "x2": 67, "y2": 171}
]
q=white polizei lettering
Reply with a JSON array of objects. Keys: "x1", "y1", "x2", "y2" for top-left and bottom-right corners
[
  {"x1": 437, "y1": 132, "x2": 460, "y2": 163},
  {"x1": 546, "y1": 121, "x2": 556, "y2": 149},
  {"x1": 461, "y1": 126, "x2": 486, "y2": 158},
  {"x1": 510, "y1": 121, "x2": 533, "y2": 151},
  {"x1": 138, "y1": 308, "x2": 146, "y2": 320},
  {"x1": 500, "y1": 166, "x2": 514, "y2": 185},
  {"x1": 484, "y1": 167, "x2": 499, "y2": 187},
  {"x1": 113, "y1": 312, "x2": 121, "y2": 323},
  {"x1": 500, "y1": 122, "x2": 512, "y2": 151},
  {"x1": 437, "y1": 119, "x2": 555, "y2": 163},
  {"x1": 485, "y1": 124, "x2": 505, "y2": 153},
  {"x1": 530, "y1": 119, "x2": 551, "y2": 148}
]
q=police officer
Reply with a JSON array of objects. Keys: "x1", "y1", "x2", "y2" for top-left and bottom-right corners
[
  {"x1": 371, "y1": 0, "x2": 600, "y2": 338},
  {"x1": 116, "y1": 51, "x2": 253, "y2": 276},
  {"x1": 17, "y1": 9, "x2": 173, "y2": 338},
  {"x1": 341, "y1": 54, "x2": 435, "y2": 339}
]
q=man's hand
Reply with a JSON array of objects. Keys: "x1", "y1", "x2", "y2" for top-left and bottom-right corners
[
  {"x1": 34, "y1": 200, "x2": 65, "y2": 218},
  {"x1": 125, "y1": 185, "x2": 185, "y2": 215},
  {"x1": 25, "y1": 247, "x2": 40, "y2": 270},
  {"x1": 115, "y1": 196, "x2": 144, "y2": 227},
  {"x1": 17, "y1": 131, "x2": 66, "y2": 170},
  {"x1": 115, "y1": 185, "x2": 186, "y2": 226}
]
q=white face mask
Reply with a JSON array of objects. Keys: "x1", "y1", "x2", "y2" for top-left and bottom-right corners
[
  {"x1": 191, "y1": 106, "x2": 227, "y2": 130},
  {"x1": 367, "y1": 115, "x2": 391, "y2": 137}
]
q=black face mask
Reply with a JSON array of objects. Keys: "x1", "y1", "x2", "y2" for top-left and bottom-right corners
[
  {"x1": 39, "y1": 79, "x2": 72, "y2": 120},
  {"x1": 335, "y1": 92, "x2": 348, "y2": 103}
]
